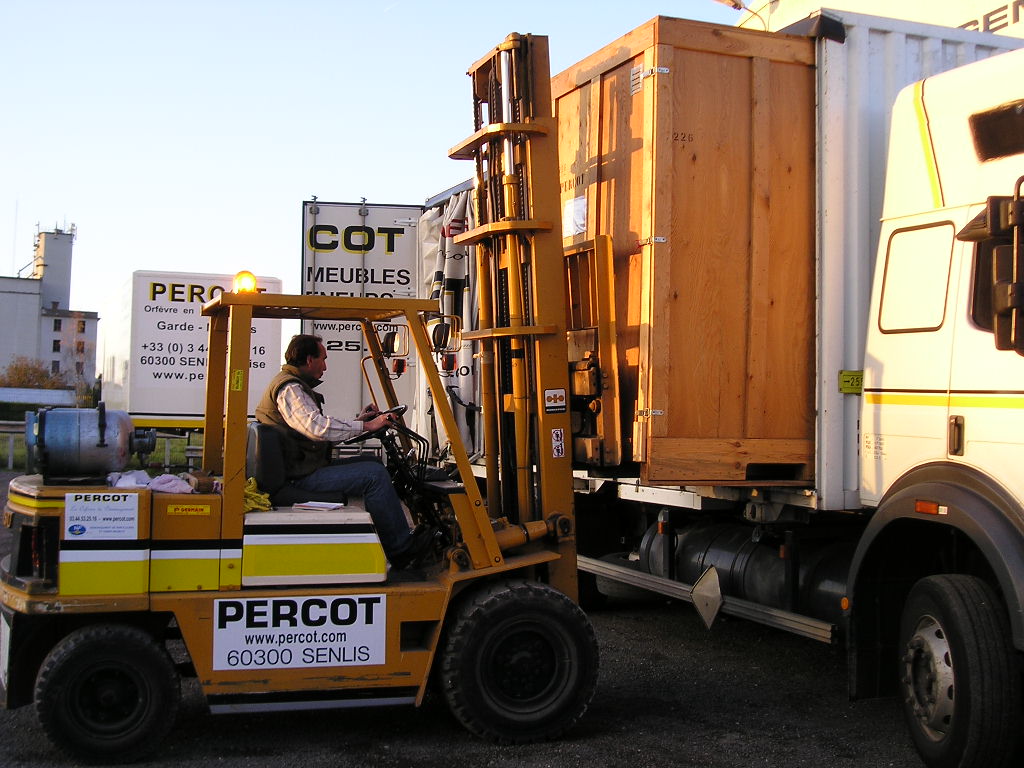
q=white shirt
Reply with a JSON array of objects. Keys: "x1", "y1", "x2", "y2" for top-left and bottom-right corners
[{"x1": 276, "y1": 381, "x2": 363, "y2": 443}]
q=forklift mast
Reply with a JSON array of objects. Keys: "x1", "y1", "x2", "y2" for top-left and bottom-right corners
[{"x1": 448, "y1": 34, "x2": 577, "y2": 595}]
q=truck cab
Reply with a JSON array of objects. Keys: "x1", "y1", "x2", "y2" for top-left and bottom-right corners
[{"x1": 854, "y1": 48, "x2": 1024, "y2": 765}]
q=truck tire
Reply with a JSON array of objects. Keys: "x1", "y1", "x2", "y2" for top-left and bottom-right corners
[
  {"x1": 440, "y1": 579, "x2": 599, "y2": 743},
  {"x1": 898, "y1": 574, "x2": 1020, "y2": 768},
  {"x1": 34, "y1": 624, "x2": 180, "y2": 763}
]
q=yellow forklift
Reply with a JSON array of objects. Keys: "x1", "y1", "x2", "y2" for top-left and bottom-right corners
[{"x1": 0, "y1": 33, "x2": 597, "y2": 762}]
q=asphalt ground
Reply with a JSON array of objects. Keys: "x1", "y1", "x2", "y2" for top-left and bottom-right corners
[{"x1": 0, "y1": 471, "x2": 922, "y2": 767}]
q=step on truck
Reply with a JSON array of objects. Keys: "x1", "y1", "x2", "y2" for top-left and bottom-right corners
[{"x1": 0, "y1": 34, "x2": 598, "y2": 762}]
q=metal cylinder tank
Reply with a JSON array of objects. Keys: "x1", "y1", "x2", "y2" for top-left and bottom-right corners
[
  {"x1": 24, "y1": 404, "x2": 155, "y2": 480},
  {"x1": 639, "y1": 522, "x2": 853, "y2": 625}
]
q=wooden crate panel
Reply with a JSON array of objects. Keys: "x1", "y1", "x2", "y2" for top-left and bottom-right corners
[
  {"x1": 645, "y1": 438, "x2": 814, "y2": 483},
  {"x1": 553, "y1": 16, "x2": 816, "y2": 485}
]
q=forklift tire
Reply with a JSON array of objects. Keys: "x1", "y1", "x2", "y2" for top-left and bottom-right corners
[
  {"x1": 440, "y1": 579, "x2": 599, "y2": 744},
  {"x1": 898, "y1": 574, "x2": 1021, "y2": 768},
  {"x1": 34, "y1": 624, "x2": 180, "y2": 764}
]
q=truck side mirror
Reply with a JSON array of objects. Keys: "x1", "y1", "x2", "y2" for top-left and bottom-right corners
[
  {"x1": 992, "y1": 244, "x2": 1024, "y2": 352},
  {"x1": 957, "y1": 196, "x2": 1018, "y2": 242},
  {"x1": 958, "y1": 180, "x2": 1024, "y2": 355}
]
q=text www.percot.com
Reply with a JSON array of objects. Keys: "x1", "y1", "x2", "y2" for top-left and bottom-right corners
[
  {"x1": 152, "y1": 370, "x2": 204, "y2": 381},
  {"x1": 243, "y1": 630, "x2": 348, "y2": 646}
]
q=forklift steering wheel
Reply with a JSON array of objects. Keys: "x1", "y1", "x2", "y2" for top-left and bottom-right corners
[{"x1": 341, "y1": 404, "x2": 408, "y2": 445}]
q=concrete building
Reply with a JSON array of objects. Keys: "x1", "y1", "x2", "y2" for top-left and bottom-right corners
[{"x1": 0, "y1": 227, "x2": 99, "y2": 386}]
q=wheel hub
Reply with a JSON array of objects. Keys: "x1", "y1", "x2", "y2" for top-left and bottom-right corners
[
  {"x1": 901, "y1": 614, "x2": 955, "y2": 741},
  {"x1": 492, "y1": 631, "x2": 557, "y2": 701},
  {"x1": 75, "y1": 666, "x2": 144, "y2": 731}
]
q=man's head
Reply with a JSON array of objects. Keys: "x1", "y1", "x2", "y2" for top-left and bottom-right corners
[{"x1": 285, "y1": 334, "x2": 327, "y2": 380}]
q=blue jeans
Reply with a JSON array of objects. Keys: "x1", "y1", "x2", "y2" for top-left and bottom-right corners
[{"x1": 293, "y1": 458, "x2": 412, "y2": 558}]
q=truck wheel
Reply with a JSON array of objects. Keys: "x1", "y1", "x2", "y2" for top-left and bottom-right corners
[
  {"x1": 898, "y1": 574, "x2": 1020, "y2": 768},
  {"x1": 440, "y1": 580, "x2": 599, "y2": 743},
  {"x1": 34, "y1": 624, "x2": 180, "y2": 763}
]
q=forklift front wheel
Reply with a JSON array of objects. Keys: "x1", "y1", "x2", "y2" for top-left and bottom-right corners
[
  {"x1": 440, "y1": 580, "x2": 599, "y2": 743},
  {"x1": 34, "y1": 623, "x2": 181, "y2": 763}
]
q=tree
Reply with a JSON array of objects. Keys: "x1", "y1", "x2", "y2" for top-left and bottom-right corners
[{"x1": 0, "y1": 355, "x2": 70, "y2": 389}]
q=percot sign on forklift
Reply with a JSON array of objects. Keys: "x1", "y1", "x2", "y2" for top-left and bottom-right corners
[
  {"x1": 211, "y1": 594, "x2": 386, "y2": 670},
  {"x1": 301, "y1": 201, "x2": 422, "y2": 418}
]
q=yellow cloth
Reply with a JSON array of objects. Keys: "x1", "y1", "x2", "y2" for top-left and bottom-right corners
[{"x1": 243, "y1": 477, "x2": 272, "y2": 512}]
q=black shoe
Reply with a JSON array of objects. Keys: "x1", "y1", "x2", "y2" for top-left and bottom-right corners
[{"x1": 389, "y1": 526, "x2": 437, "y2": 570}]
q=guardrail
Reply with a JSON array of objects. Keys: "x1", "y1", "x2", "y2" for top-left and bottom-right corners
[
  {"x1": 153, "y1": 431, "x2": 204, "y2": 472},
  {"x1": 0, "y1": 420, "x2": 23, "y2": 471}
]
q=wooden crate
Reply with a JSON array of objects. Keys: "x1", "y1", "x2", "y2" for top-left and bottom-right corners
[{"x1": 552, "y1": 17, "x2": 816, "y2": 485}]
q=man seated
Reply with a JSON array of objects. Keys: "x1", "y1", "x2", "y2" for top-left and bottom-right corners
[{"x1": 255, "y1": 333, "x2": 431, "y2": 569}]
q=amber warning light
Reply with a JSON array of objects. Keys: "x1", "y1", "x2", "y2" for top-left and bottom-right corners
[
  {"x1": 233, "y1": 271, "x2": 258, "y2": 293},
  {"x1": 914, "y1": 500, "x2": 948, "y2": 516}
]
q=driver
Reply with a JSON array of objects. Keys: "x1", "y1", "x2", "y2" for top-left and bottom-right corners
[{"x1": 255, "y1": 333, "x2": 433, "y2": 570}]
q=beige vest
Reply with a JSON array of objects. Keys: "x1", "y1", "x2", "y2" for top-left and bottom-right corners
[{"x1": 255, "y1": 366, "x2": 332, "y2": 479}]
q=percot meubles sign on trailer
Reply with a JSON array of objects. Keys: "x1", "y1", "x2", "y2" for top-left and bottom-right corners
[
  {"x1": 301, "y1": 201, "x2": 422, "y2": 418},
  {"x1": 102, "y1": 271, "x2": 282, "y2": 427}
]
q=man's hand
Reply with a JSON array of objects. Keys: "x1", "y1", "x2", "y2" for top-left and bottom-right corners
[
  {"x1": 364, "y1": 411, "x2": 395, "y2": 432},
  {"x1": 356, "y1": 403, "x2": 381, "y2": 422}
]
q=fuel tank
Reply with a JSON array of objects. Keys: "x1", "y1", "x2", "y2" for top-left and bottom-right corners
[
  {"x1": 24, "y1": 404, "x2": 156, "y2": 480},
  {"x1": 639, "y1": 522, "x2": 853, "y2": 625}
]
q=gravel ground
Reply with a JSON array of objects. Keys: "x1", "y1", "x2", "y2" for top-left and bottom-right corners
[{"x1": 0, "y1": 471, "x2": 922, "y2": 767}]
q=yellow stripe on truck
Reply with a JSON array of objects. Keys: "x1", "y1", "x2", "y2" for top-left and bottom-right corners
[
  {"x1": 867, "y1": 392, "x2": 1024, "y2": 409},
  {"x1": 913, "y1": 80, "x2": 944, "y2": 209},
  {"x1": 866, "y1": 392, "x2": 947, "y2": 407}
]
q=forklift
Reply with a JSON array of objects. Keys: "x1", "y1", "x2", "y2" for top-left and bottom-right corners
[{"x1": 0, "y1": 33, "x2": 598, "y2": 762}]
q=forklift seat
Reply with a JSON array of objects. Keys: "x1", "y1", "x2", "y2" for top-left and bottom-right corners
[{"x1": 245, "y1": 423, "x2": 346, "y2": 508}]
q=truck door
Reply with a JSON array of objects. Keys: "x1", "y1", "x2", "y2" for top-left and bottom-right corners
[
  {"x1": 947, "y1": 217, "x2": 1024, "y2": 494},
  {"x1": 861, "y1": 217, "x2": 959, "y2": 504}
]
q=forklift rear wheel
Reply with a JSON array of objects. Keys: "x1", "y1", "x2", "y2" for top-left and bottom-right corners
[
  {"x1": 898, "y1": 574, "x2": 1020, "y2": 768},
  {"x1": 35, "y1": 624, "x2": 180, "y2": 763},
  {"x1": 440, "y1": 580, "x2": 599, "y2": 743}
]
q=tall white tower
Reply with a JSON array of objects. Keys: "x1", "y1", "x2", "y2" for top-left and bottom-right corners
[{"x1": 32, "y1": 227, "x2": 75, "y2": 310}]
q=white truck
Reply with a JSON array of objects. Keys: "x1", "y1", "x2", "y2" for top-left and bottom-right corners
[{"x1": 421, "y1": 11, "x2": 1024, "y2": 768}]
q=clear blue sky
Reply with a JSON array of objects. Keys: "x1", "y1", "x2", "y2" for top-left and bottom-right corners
[{"x1": 0, "y1": 0, "x2": 737, "y2": 314}]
